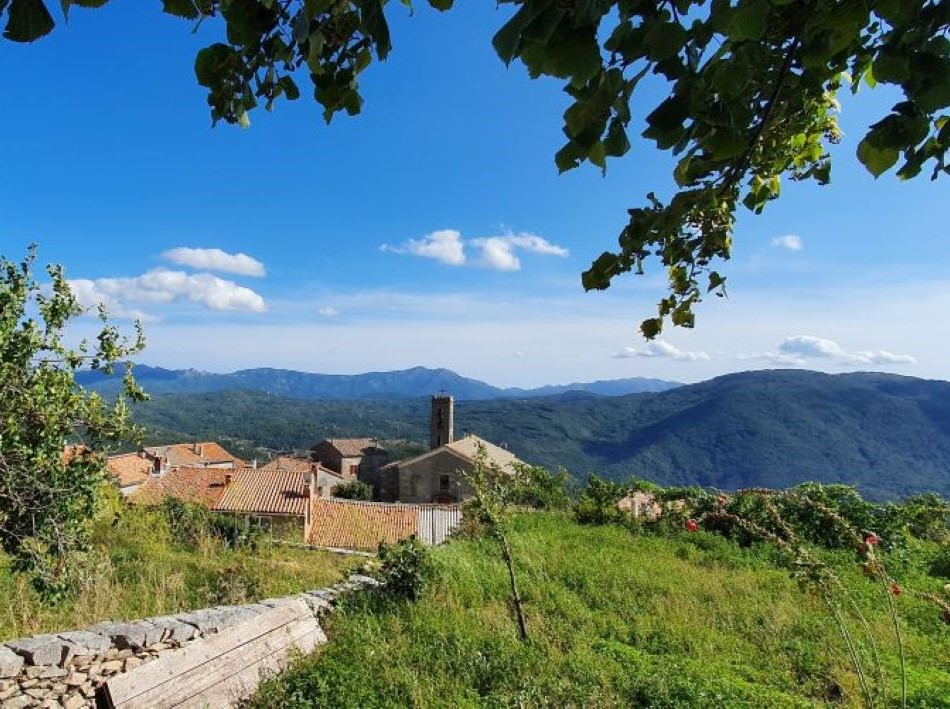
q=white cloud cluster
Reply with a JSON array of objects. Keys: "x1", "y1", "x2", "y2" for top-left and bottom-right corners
[
  {"x1": 70, "y1": 268, "x2": 267, "y2": 317},
  {"x1": 762, "y1": 335, "x2": 916, "y2": 366},
  {"x1": 162, "y1": 247, "x2": 266, "y2": 277},
  {"x1": 381, "y1": 229, "x2": 568, "y2": 271},
  {"x1": 613, "y1": 339, "x2": 711, "y2": 362},
  {"x1": 771, "y1": 234, "x2": 803, "y2": 251},
  {"x1": 317, "y1": 306, "x2": 339, "y2": 317},
  {"x1": 380, "y1": 229, "x2": 466, "y2": 265}
]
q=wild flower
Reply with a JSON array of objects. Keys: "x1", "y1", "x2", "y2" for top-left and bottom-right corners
[{"x1": 684, "y1": 518, "x2": 698, "y2": 533}]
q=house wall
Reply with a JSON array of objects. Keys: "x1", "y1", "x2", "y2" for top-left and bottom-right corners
[
  {"x1": 313, "y1": 469, "x2": 344, "y2": 498},
  {"x1": 397, "y1": 450, "x2": 474, "y2": 504},
  {"x1": 356, "y1": 451, "x2": 393, "y2": 500}
]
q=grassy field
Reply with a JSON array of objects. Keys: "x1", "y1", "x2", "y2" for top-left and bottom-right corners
[
  {"x1": 0, "y1": 500, "x2": 356, "y2": 641},
  {"x1": 252, "y1": 512, "x2": 950, "y2": 707}
]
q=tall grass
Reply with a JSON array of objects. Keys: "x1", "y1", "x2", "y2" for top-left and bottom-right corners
[
  {"x1": 0, "y1": 501, "x2": 355, "y2": 640},
  {"x1": 252, "y1": 512, "x2": 950, "y2": 707}
]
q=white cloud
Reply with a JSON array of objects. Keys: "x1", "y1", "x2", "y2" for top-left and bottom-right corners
[
  {"x1": 613, "y1": 339, "x2": 711, "y2": 362},
  {"x1": 778, "y1": 335, "x2": 843, "y2": 358},
  {"x1": 470, "y1": 237, "x2": 521, "y2": 271},
  {"x1": 69, "y1": 268, "x2": 267, "y2": 318},
  {"x1": 317, "y1": 306, "x2": 339, "y2": 317},
  {"x1": 162, "y1": 247, "x2": 266, "y2": 277},
  {"x1": 381, "y1": 229, "x2": 567, "y2": 271},
  {"x1": 771, "y1": 234, "x2": 803, "y2": 251},
  {"x1": 380, "y1": 229, "x2": 466, "y2": 266},
  {"x1": 756, "y1": 335, "x2": 917, "y2": 367}
]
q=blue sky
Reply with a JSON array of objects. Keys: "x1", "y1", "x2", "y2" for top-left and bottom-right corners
[{"x1": 1, "y1": 2, "x2": 947, "y2": 387}]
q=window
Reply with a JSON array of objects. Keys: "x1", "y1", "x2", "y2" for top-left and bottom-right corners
[
  {"x1": 349, "y1": 464, "x2": 359, "y2": 476},
  {"x1": 439, "y1": 474, "x2": 450, "y2": 491}
]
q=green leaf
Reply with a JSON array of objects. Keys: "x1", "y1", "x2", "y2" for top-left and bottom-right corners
[
  {"x1": 492, "y1": 3, "x2": 546, "y2": 66},
  {"x1": 161, "y1": 0, "x2": 198, "y2": 19},
  {"x1": 727, "y1": 0, "x2": 769, "y2": 42},
  {"x1": 355, "y1": 0, "x2": 391, "y2": 60},
  {"x1": 640, "y1": 318, "x2": 662, "y2": 339},
  {"x1": 856, "y1": 137, "x2": 898, "y2": 178},
  {"x1": 4, "y1": 0, "x2": 54, "y2": 42},
  {"x1": 194, "y1": 44, "x2": 233, "y2": 87},
  {"x1": 427, "y1": 0, "x2": 452, "y2": 10}
]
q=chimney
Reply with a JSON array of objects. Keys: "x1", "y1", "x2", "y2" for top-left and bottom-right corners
[
  {"x1": 252, "y1": 458, "x2": 258, "y2": 470},
  {"x1": 224, "y1": 473, "x2": 233, "y2": 486},
  {"x1": 430, "y1": 394, "x2": 454, "y2": 450},
  {"x1": 303, "y1": 469, "x2": 315, "y2": 537}
]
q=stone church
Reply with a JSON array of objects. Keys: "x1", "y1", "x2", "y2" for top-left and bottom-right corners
[{"x1": 372, "y1": 394, "x2": 522, "y2": 503}]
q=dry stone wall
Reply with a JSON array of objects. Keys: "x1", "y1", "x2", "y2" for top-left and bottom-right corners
[{"x1": 0, "y1": 574, "x2": 380, "y2": 708}]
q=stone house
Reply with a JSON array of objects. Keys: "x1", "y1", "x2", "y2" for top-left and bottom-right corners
[
  {"x1": 105, "y1": 452, "x2": 153, "y2": 496},
  {"x1": 142, "y1": 441, "x2": 245, "y2": 473},
  {"x1": 309, "y1": 438, "x2": 389, "y2": 482},
  {"x1": 378, "y1": 395, "x2": 523, "y2": 503}
]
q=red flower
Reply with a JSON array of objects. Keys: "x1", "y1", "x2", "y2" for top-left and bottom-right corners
[
  {"x1": 890, "y1": 582, "x2": 901, "y2": 596},
  {"x1": 865, "y1": 533, "x2": 880, "y2": 546},
  {"x1": 685, "y1": 518, "x2": 698, "y2": 533}
]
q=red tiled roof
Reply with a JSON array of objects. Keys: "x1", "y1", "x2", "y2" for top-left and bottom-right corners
[
  {"x1": 258, "y1": 456, "x2": 314, "y2": 473},
  {"x1": 142, "y1": 442, "x2": 245, "y2": 468},
  {"x1": 106, "y1": 453, "x2": 153, "y2": 487},
  {"x1": 214, "y1": 468, "x2": 309, "y2": 517},
  {"x1": 306, "y1": 498, "x2": 419, "y2": 551},
  {"x1": 131, "y1": 466, "x2": 230, "y2": 508},
  {"x1": 310, "y1": 438, "x2": 384, "y2": 457}
]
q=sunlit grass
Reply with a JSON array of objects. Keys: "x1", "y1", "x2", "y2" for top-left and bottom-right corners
[
  {"x1": 252, "y1": 512, "x2": 950, "y2": 707},
  {"x1": 0, "y1": 503, "x2": 355, "y2": 640}
]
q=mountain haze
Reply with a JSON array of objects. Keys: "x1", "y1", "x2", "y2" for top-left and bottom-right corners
[
  {"x1": 130, "y1": 369, "x2": 950, "y2": 500},
  {"x1": 79, "y1": 365, "x2": 678, "y2": 400}
]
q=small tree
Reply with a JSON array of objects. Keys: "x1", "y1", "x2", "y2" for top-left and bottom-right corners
[
  {"x1": 461, "y1": 446, "x2": 530, "y2": 642},
  {"x1": 0, "y1": 247, "x2": 145, "y2": 597},
  {"x1": 332, "y1": 480, "x2": 373, "y2": 501}
]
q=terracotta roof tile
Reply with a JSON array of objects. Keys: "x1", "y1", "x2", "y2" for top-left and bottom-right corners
[
  {"x1": 131, "y1": 466, "x2": 230, "y2": 508},
  {"x1": 258, "y1": 456, "x2": 314, "y2": 473},
  {"x1": 382, "y1": 434, "x2": 521, "y2": 473},
  {"x1": 106, "y1": 453, "x2": 153, "y2": 487},
  {"x1": 306, "y1": 499, "x2": 420, "y2": 551},
  {"x1": 310, "y1": 438, "x2": 385, "y2": 457},
  {"x1": 214, "y1": 468, "x2": 309, "y2": 516},
  {"x1": 142, "y1": 442, "x2": 245, "y2": 468}
]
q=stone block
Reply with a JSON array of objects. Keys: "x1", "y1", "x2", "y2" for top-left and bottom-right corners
[
  {"x1": 144, "y1": 616, "x2": 198, "y2": 643},
  {"x1": 5, "y1": 635, "x2": 75, "y2": 667},
  {"x1": 85, "y1": 622, "x2": 161, "y2": 651},
  {"x1": 348, "y1": 574, "x2": 382, "y2": 587},
  {"x1": 2, "y1": 695, "x2": 32, "y2": 709},
  {"x1": 56, "y1": 632, "x2": 111, "y2": 657},
  {"x1": 62, "y1": 694, "x2": 87, "y2": 709},
  {"x1": 0, "y1": 646, "x2": 23, "y2": 679}
]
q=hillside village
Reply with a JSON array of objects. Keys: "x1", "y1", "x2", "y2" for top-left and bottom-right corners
[{"x1": 107, "y1": 395, "x2": 518, "y2": 551}]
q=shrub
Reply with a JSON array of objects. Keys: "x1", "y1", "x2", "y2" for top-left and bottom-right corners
[
  {"x1": 573, "y1": 475, "x2": 628, "y2": 526},
  {"x1": 157, "y1": 499, "x2": 259, "y2": 551},
  {"x1": 332, "y1": 480, "x2": 373, "y2": 501},
  {"x1": 508, "y1": 464, "x2": 572, "y2": 510},
  {"x1": 375, "y1": 536, "x2": 430, "y2": 602}
]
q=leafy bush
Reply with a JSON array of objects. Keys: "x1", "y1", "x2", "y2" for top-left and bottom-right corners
[
  {"x1": 157, "y1": 498, "x2": 259, "y2": 551},
  {"x1": 509, "y1": 464, "x2": 572, "y2": 510},
  {"x1": 332, "y1": 480, "x2": 373, "y2": 501},
  {"x1": 375, "y1": 536, "x2": 430, "y2": 602},
  {"x1": 573, "y1": 475, "x2": 628, "y2": 526},
  {"x1": 0, "y1": 248, "x2": 145, "y2": 598}
]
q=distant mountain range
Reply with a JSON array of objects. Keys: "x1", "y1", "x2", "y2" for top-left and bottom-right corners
[
  {"x1": 77, "y1": 365, "x2": 680, "y2": 400},
  {"x1": 128, "y1": 369, "x2": 950, "y2": 500}
]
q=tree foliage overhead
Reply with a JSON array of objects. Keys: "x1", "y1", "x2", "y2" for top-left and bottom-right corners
[
  {"x1": 2, "y1": 0, "x2": 948, "y2": 335},
  {"x1": 0, "y1": 247, "x2": 146, "y2": 596}
]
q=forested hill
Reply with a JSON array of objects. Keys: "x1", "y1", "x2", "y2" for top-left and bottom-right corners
[
  {"x1": 80, "y1": 365, "x2": 677, "y2": 400},
  {"x1": 130, "y1": 369, "x2": 950, "y2": 500}
]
